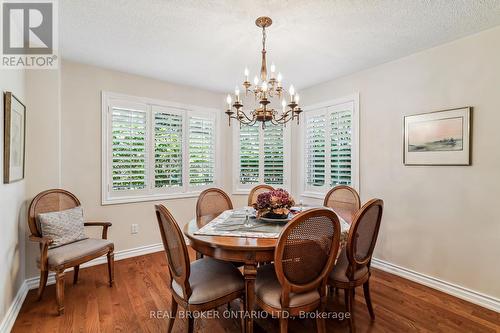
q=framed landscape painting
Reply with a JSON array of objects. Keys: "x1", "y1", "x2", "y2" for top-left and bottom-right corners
[
  {"x1": 3, "y1": 92, "x2": 26, "y2": 183},
  {"x1": 403, "y1": 107, "x2": 471, "y2": 166}
]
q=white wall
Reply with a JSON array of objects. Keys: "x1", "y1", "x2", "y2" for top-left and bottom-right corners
[
  {"x1": 298, "y1": 26, "x2": 500, "y2": 298},
  {"x1": 0, "y1": 69, "x2": 26, "y2": 323},
  {"x1": 23, "y1": 69, "x2": 62, "y2": 284},
  {"x1": 25, "y1": 60, "x2": 228, "y2": 278}
]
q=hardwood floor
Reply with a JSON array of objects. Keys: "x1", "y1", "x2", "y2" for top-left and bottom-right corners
[{"x1": 13, "y1": 251, "x2": 499, "y2": 333}]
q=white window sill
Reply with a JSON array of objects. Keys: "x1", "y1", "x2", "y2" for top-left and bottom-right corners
[
  {"x1": 300, "y1": 191, "x2": 327, "y2": 200},
  {"x1": 232, "y1": 185, "x2": 289, "y2": 196},
  {"x1": 102, "y1": 191, "x2": 203, "y2": 205},
  {"x1": 232, "y1": 189, "x2": 251, "y2": 195}
]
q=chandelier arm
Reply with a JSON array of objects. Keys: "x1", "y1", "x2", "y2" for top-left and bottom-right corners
[
  {"x1": 273, "y1": 110, "x2": 293, "y2": 123},
  {"x1": 270, "y1": 117, "x2": 281, "y2": 126},
  {"x1": 248, "y1": 117, "x2": 258, "y2": 127},
  {"x1": 237, "y1": 109, "x2": 254, "y2": 122}
]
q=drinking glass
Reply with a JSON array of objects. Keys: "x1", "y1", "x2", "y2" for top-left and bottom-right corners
[{"x1": 244, "y1": 206, "x2": 253, "y2": 228}]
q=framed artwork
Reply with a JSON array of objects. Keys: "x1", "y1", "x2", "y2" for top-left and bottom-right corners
[
  {"x1": 403, "y1": 107, "x2": 471, "y2": 166},
  {"x1": 3, "y1": 91, "x2": 26, "y2": 183}
]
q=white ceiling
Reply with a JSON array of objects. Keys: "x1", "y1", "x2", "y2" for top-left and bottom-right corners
[{"x1": 60, "y1": 0, "x2": 500, "y2": 93}]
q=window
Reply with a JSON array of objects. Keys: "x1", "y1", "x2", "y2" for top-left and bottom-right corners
[
  {"x1": 301, "y1": 95, "x2": 359, "y2": 198},
  {"x1": 188, "y1": 115, "x2": 215, "y2": 186},
  {"x1": 102, "y1": 92, "x2": 219, "y2": 204},
  {"x1": 233, "y1": 123, "x2": 290, "y2": 193},
  {"x1": 111, "y1": 106, "x2": 148, "y2": 191},
  {"x1": 239, "y1": 124, "x2": 260, "y2": 184},
  {"x1": 154, "y1": 108, "x2": 183, "y2": 189}
]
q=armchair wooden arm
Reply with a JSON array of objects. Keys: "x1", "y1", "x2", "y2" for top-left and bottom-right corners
[
  {"x1": 29, "y1": 235, "x2": 53, "y2": 271},
  {"x1": 84, "y1": 221, "x2": 112, "y2": 239},
  {"x1": 29, "y1": 235, "x2": 54, "y2": 245}
]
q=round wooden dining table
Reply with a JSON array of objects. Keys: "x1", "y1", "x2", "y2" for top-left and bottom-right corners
[{"x1": 183, "y1": 211, "x2": 352, "y2": 333}]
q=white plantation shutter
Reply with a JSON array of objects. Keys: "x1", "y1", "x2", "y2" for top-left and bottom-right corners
[
  {"x1": 111, "y1": 107, "x2": 147, "y2": 191},
  {"x1": 330, "y1": 109, "x2": 352, "y2": 186},
  {"x1": 239, "y1": 124, "x2": 260, "y2": 184},
  {"x1": 264, "y1": 124, "x2": 284, "y2": 184},
  {"x1": 103, "y1": 93, "x2": 219, "y2": 204},
  {"x1": 303, "y1": 99, "x2": 356, "y2": 195},
  {"x1": 189, "y1": 115, "x2": 215, "y2": 186},
  {"x1": 235, "y1": 123, "x2": 290, "y2": 191},
  {"x1": 305, "y1": 114, "x2": 326, "y2": 187},
  {"x1": 154, "y1": 111, "x2": 183, "y2": 188}
]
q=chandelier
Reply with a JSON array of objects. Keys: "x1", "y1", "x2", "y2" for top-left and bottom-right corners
[{"x1": 225, "y1": 16, "x2": 302, "y2": 128}]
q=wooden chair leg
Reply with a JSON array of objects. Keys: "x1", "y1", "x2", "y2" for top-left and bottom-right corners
[
  {"x1": 240, "y1": 296, "x2": 245, "y2": 333},
  {"x1": 167, "y1": 295, "x2": 178, "y2": 333},
  {"x1": 279, "y1": 317, "x2": 288, "y2": 333},
  {"x1": 37, "y1": 269, "x2": 49, "y2": 300},
  {"x1": 316, "y1": 301, "x2": 326, "y2": 333},
  {"x1": 73, "y1": 265, "x2": 80, "y2": 284},
  {"x1": 345, "y1": 288, "x2": 355, "y2": 333},
  {"x1": 316, "y1": 316, "x2": 326, "y2": 333},
  {"x1": 107, "y1": 251, "x2": 114, "y2": 287},
  {"x1": 187, "y1": 316, "x2": 194, "y2": 333},
  {"x1": 363, "y1": 280, "x2": 375, "y2": 320},
  {"x1": 55, "y1": 270, "x2": 65, "y2": 315}
]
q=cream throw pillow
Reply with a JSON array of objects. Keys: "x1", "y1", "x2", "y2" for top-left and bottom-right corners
[{"x1": 38, "y1": 206, "x2": 87, "y2": 248}]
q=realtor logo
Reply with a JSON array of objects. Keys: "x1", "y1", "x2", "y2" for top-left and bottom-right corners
[{"x1": 1, "y1": 0, "x2": 58, "y2": 68}]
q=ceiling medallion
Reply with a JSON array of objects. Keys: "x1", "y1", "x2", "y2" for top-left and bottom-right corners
[{"x1": 225, "y1": 16, "x2": 302, "y2": 128}]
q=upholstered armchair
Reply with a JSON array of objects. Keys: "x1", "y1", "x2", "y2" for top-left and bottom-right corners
[{"x1": 28, "y1": 189, "x2": 114, "y2": 315}]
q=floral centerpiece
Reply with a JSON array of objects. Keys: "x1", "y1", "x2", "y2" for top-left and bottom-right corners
[{"x1": 253, "y1": 188, "x2": 295, "y2": 219}]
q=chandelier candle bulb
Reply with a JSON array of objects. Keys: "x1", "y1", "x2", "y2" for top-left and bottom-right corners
[
  {"x1": 226, "y1": 94, "x2": 232, "y2": 108},
  {"x1": 295, "y1": 94, "x2": 300, "y2": 103},
  {"x1": 235, "y1": 87, "x2": 240, "y2": 101},
  {"x1": 244, "y1": 67, "x2": 249, "y2": 80}
]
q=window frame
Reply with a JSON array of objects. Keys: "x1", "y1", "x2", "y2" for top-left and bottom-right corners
[
  {"x1": 101, "y1": 91, "x2": 221, "y2": 205},
  {"x1": 299, "y1": 94, "x2": 360, "y2": 199},
  {"x1": 232, "y1": 122, "x2": 292, "y2": 195}
]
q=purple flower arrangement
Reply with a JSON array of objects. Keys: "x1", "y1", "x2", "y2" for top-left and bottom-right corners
[{"x1": 253, "y1": 188, "x2": 295, "y2": 219}]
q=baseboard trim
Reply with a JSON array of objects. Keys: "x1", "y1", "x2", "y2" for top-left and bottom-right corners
[
  {"x1": 371, "y1": 258, "x2": 500, "y2": 313},
  {"x1": 25, "y1": 243, "x2": 163, "y2": 290},
  {"x1": 0, "y1": 281, "x2": 29, "y2": 333}
]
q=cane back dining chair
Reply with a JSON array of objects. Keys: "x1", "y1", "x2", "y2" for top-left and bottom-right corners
[
  {"x1": 323, "y1": 185, "x2": 361, "y2": 223},
  {"x1": 195, "y1": 188, "x2": 234, "y2": 260},
  {"x1": 196, "y1": 188, "x2": 233, "y2": 225},
  {"x1": 155, "y1": 205, "x2": 245, "y2": 333},
  {"x1": 255, "y1": 208, "x2": 341, "y2": 333},
  {"x1": 248, "y1": 184, "x2": 274, "y2": 206},
  {"x1": 28, "y1": 189, "x2": 114, "y2": 315},
  {"x1": 327, "y1": 198, "x2": 384, "y2": 333}
]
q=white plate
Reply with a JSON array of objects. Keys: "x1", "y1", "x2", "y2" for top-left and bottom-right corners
[{"x1": 258, "y1": 216, "x2": 291, "y2": 224}]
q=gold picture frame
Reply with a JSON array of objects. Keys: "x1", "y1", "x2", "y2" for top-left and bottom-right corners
[
  {"x1": 403, "y1": 107, "x2": 472, "y2": 166},
  {"x1": 3, "y1": 91, "x2": 26, "y2": 183}
]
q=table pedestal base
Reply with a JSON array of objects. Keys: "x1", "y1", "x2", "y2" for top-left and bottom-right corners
[{"x1": 244, "y1": 263, "x2": 257, "y2": 333}]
